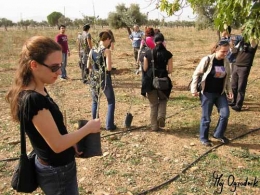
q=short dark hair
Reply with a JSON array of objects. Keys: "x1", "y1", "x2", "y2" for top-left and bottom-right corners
[
  {"x1": 154, "y1": 33, "x2": 164, "y2": 43},
  {"x1": 59, "y1": 25, "x2": 66, "y2": 30},
  {"x1": 83, "y1": 24, "x2": 90, "y2": 31}
]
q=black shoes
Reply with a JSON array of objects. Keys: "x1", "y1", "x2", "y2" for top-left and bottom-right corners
[
  {"x1": 158, "y1": 117, "x2": 165, "y2": 128},
  {"x1": 231, "y1": 106, "x2": 241, "y2": 112},
  {"x1": 213, "y1": 136, "x2": 230, "y2": 144},
  {"x1": 201, "y1": 140, "x2": 213, "y2": 147},
  {"x1": 229, "y1": 101, "x2": 242, "y2": 112}
]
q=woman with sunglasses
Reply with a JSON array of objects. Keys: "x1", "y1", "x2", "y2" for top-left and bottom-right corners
[
  {"x1": 5, "y1": 36, "x2": 101, "y2": 195},
  {"x1": 190, "y1": 40, "x2": 233, "y2": 147}
]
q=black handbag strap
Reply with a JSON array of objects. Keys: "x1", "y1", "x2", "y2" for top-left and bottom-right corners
[
  {"x1": 19, "y1": 110, "x2": 27, "y2": 155},
  {"x1": 151, "y1": 49, "x2": 155, "y2": 78}
]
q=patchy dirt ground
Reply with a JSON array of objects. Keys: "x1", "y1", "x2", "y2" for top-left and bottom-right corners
[{"x1": 0, "y1": 27, "x2": 259, "y2": 195}]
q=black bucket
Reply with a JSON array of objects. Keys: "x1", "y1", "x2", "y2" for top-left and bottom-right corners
[
  {"x1": 77, "y1": 120, "x2": 102, "y2": 158},
  {"x1": 124, "y1": 113, "x2": 133, "y2": 128}
]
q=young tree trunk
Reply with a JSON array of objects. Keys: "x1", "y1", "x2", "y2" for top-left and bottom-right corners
[{"x1": 126, "y1": 26, "x2": 131, "y2": 35}]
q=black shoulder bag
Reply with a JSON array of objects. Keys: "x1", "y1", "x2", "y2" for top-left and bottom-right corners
[
  {"x1": 11, "y1": 113, "x2": 38, "y2": 193},
  {"x1": 151, "y1": 50, "x2": 170, "y2": 91}
]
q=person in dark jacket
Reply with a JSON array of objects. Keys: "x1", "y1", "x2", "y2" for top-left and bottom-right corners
[
  {"x1": 229, "y1": 36, "x2": 258, "y2": 111},
  {"x1": 142, "y1": 33, "x2": 173, "y2": 131}
]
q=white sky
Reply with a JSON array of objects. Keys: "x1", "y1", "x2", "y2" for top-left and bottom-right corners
[{"x1": 0, "y1": 0, "x2": 195, "y2": 22}]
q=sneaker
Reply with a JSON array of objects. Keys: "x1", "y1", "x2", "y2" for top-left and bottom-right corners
[
  {"x1": 231, "y1": 106, "x2": 241, "y2": 112},
  {"x1": 213, "y1": 136, "x2": 230, "y2": 144},
  {"x1": 158, "y1": 117, "x2": 165, "y2": 128},
  {"x1": 201, "y1": 140, "x2": 213, "y2": 147}
]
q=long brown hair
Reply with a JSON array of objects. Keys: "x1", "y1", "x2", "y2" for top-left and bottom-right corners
[
  {"x1": 99, "y1": 31, "x2": 112, "y2": 42},
  {"x1": 5, "y1": 36, "x2": 61, "y2": 122}
]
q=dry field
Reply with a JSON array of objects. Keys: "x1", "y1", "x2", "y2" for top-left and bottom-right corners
[{"x1": 0, "y1": 26, "x2": 259, "y2": 195}]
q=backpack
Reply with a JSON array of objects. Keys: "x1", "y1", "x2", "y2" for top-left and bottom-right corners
[
  {"x1": 188, "y1": 56, "x2": 210, "y2": 92},
  {"x1": 91, "y1": 48, "x2": 106, "y2": 71}
]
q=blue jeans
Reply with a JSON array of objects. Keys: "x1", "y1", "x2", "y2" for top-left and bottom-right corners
[
  {"x1": 35, "y1": 157, "x2": 79, "y2": 195},
  {"x1": 61, "y1": 53, "x2": 68, "y2": 78},
  {"x1": 200, "y1": 92, "x2": 230, "y2": 142},
  {"x1": 91, "y1": 74, "x2": 115, "y2": 129}
]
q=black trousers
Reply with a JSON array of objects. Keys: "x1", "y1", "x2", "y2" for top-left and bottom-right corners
[{"x1": 231, "y1": 65, "x2": 251, "y2": 108}]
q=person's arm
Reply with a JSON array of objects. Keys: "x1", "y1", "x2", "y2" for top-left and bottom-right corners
[
  {"x1": 77, "y1": 35, "x2": 81, "y2": 54},
  {"x1": 105, "y1": 49, "x2": 112, "y2": 71},
  {"x1": 32, "y1": 109, "x2": 101, "y2": 153},
  {"x1": 250, "y1": 38, "x2": 258, "y2": 48},
  {"x1": 129, "y1": 34, "x2": 133, "y2": 42},
  {"x1": 66, "y1": 35, "x2": 70, "y2": 56},
  {"x1": 87, "y1": 38, "x2": 92, "y2": 49},
  {"x1": 55, "y1": 35, "x2": 59, "y2": 43},
  {"x1": 225, "y1": 59, "x2": 233, "y2": 100},
  {"x1": 87, "y1": 50, "x2": 93, "y2": 69},
  {"x1": 143, "y1": 56, "x2": 148, "y2": 71},
  {"x1": 167, "y1": 57, "x2": 173, "y2": 74},
  {"x1": 190, "y1": 56, "x2": 209, "y2": 96},
  {"x1": 136, "y1": 41, "x2": 144, "y2": 64}
]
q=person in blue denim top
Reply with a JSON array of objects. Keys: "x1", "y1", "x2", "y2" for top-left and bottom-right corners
[
  {"x1": 191, "y1": 40, "x2": 233, "y2": 147},
  {"x1": 221, "y1": 27, "x2": 242, "y2": 65},
  {"x1": 129, "y1": 25, "x2": 144, "y2": 65},
  {"x1": 5, "y1": 36, "x2": 101, "y2": 195},
  {"x1": 87, "y1": 31, "x2": 117, "y2": 131}
]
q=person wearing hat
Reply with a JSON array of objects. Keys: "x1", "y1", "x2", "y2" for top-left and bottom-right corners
[
  {"x1": 78, "y1": 24, "x2": 92, "y2": 83},
  {"x1": 142, "y1": 33, "x2": 173, "y2": 131}
]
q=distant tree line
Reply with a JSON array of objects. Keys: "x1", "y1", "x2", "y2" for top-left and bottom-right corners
[{"x1": 0, "y1": 4, "x2": 198, "y2": 32}]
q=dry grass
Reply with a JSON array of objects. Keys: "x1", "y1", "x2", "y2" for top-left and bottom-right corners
[{"x1": 0, "y1": 27, "x2": 259, "y2": 195}]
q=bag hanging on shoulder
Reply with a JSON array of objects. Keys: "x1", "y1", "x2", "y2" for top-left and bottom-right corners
[
  {"x1": 138, "y1": 41, "x2": 149, "y2": 63},
  {"x1": 188, "y1": 56, "x2": 210, "y2": 92},
  {"x1": 151, "y1": 50, "x2": 170, "y2": 90},
  {"x1": 152, "y1": 77, "x2": 169, "y2": 91},
  {"x1": 11, "y1": 114, "x2": 38, "y2": 193}
]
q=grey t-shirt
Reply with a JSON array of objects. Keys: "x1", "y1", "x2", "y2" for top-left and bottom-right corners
[{"x1": 78, "y1": 31, "x2": 91, "y2": 54}]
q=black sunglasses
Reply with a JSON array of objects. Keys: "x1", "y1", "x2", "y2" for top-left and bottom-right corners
[{"x1": 39, "y1": 62, "x2": 62, "y2": 72}]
